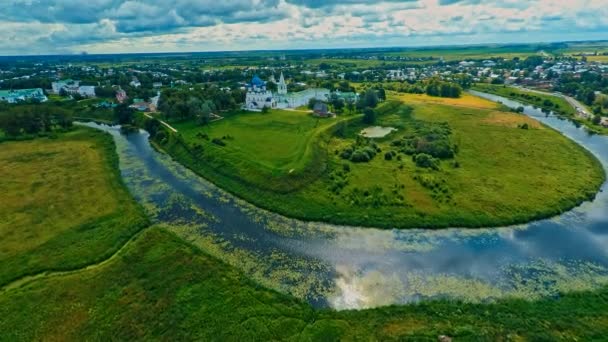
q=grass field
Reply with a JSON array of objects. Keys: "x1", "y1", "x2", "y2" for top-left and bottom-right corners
[
  {"x1": 157, "y1": 94, "x2": 605, "y2": 228},
  {"x1": 471, "y1": 83, "x2": 576, "y2": 116},
  {"x1": 472, "y1": 83, "x2": 608, "y2": 135},
  {"x1": 384, "y1": 46, "x2": 541, "y2": 61},
  {"x1": 0, "y1": 128, "x2": 149, "y2": 286},
  {"x1": 2, "y1": 225, "x2": 608, "y2": 340},
  {"x1": 305, "y1": 58, "x2": 435, "y2": 68}
]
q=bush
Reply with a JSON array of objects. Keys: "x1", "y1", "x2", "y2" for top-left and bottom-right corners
[
  {"x1": 351, "y1": 150, "x2": 371, "y2": 163},
  {"x1": 384, "y1": 152, "x2": 393, "y2": 160},
  {"x1": 211, "y1": 138, "x2": 226, "y2": 146},
  {"x1": 414, "y1": 153, "x2": 439, "y2": 170}
]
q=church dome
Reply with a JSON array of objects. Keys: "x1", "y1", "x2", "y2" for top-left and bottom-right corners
[{"x1": 251, "y1": 75, "x2": 265, "y2": 87}]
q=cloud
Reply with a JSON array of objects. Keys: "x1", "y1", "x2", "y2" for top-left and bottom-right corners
[{"x1": 0, "y1": 0, "x2": 607, "y2": 55}]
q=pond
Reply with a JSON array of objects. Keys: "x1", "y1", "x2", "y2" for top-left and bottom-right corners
[
  {"x1": 78, "y1": 91, "x2": 608, "y2": 310},
  {"x1": 360, "y1": 126, "x2": 397, "y2": 138}
]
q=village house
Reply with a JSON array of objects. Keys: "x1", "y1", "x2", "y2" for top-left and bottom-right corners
[
  {"x1": 0, "y1": 88, "x2": 47, "y2": 103},
  {"x1": 313, "y1": 102, "x2": 331, "y2": 118},
  {"x1": 116, "y1": 89, "x2": 128, "y2": 103},
  {"x1": 52, "y1": 79, "x2": 96, "y2": 97}
]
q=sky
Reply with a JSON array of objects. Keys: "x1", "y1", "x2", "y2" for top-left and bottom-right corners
[{"x1": 0, "y1": 0, "x2": 607, "y2": 55}]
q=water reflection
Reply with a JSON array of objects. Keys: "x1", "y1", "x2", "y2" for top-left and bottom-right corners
[{"x1": 78, "y1": 92, "x2": 608, "y2": 310}]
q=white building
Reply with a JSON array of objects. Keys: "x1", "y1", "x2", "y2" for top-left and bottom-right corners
[
  {"x1": 78, "y1": 86, "x2": 96, "y2": 97},
  {"x1": 386, "y1": 70, "x2": 406, "y2": 80},
  {"x1": 52, "y1": 79, "x2": 79, "y2": 94},
  {"x1": 244, "y1": 75, "x2": 275, "y2": 110},
  {"x1": 51, "y1": 79, "x2": 95, "y2": 97},
  {"x1": 244, "y1": 73, "x2": 329, "y2": 111}
]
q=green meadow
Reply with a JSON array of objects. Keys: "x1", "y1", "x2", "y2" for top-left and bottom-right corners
[
  {"x1": 473, "y1": 83, "x2": 608, "y2": 135},
  {"x1": 157, "y1": 93, "x2": 605, "y2": 228},
  {"x1": 0, "y1": 128, "x2": 149, "y2": 287},
  {"x1": 2, "y1": 226, "x2": 608, "y2": 340}
]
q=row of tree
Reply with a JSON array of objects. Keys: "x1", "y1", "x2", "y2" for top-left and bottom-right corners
[
  {"x1": 157, "y1": 86, "x2": 244, "y2": 124},
  {"x1": 0, "y1": 104, "x2": 73, "y2": 136}
]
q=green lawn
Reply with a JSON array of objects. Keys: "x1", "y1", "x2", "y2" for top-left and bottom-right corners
[
  {"x1": 156, "y1": 94, "x2": 605, "y2": 228},
  {"x1": 0, "y1": 128, "x2": 149, "y2": 287},
  {"x1": 173, "y1": 109, "x2": 335, "y2": 174},
  {"x1": 2, "y1": 226, "x2": 607, "y2": 341}
]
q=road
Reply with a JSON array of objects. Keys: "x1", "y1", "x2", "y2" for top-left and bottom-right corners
[
  {"x1": 514, "y1": 85, "x2": 592, "y2": 119},
  {"x1": 143, "y1": 113, "x2": 178, "y2": 133}
]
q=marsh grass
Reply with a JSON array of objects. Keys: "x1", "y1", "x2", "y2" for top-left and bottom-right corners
[{"x1": 0, "y1": 128, "x2": 149, "y2": 286}]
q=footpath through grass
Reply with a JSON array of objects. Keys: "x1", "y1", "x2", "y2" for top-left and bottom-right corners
[
  {"x1": 157, "y1": 94, "x2": 605, "y2": 228},
  {"x1": 1, "y1": 226, "x2": 607, "y2": 341},
  {"x1": 0, "y1": 128, "x2": 149, "y2": 287}
]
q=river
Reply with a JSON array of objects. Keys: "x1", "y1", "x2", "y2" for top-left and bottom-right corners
[{"x1": 79, "y1": 91, "x2": 608, "y2": 310}]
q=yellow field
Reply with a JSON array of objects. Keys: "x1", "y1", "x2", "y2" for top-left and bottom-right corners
[
  {"x1": 0, "y1": 137, "x2": 118, "y2": 257},
  {"x1": 390, "y1": 92, "x2": 499, "y2": 110}
]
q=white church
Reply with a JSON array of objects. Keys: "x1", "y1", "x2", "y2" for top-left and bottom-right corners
[{"x1": 244, "y1": 73, "x2": 329, "y2": 111}]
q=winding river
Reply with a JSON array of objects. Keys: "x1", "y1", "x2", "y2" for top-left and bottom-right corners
[{"x1": 80, "y1": 92, "x2": 608, "y2": 310}]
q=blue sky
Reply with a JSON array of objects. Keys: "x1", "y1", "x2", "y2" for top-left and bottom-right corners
[{"x1": 0, "y1": 0, "x2": 606, "y2": 55}]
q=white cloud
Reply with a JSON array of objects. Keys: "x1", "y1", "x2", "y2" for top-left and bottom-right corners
[{"x1": 0, "y1": 0, "x2": 607, "y2": 54}]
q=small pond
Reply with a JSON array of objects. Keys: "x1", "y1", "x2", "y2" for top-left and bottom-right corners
[{"x1": 360, "y1": 126, "x2": 397, "y2": 138}]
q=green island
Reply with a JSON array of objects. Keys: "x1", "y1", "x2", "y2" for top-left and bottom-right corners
[
  {"x1": 153, "y1": 93, "x2": 605, "y2": 228},
  {"x1": 0, "y1": 132, "x2": 607, "y2": 340}
]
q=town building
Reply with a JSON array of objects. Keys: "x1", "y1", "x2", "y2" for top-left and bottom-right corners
[
  {"x1": 52, "y1": 79, "x2": 79, "y2": 94},
  {"x1": 313, "y1": 102, "x2": 331, "y2": 117},
  {"x1": 244, "y1": 73, "x2": 330, "y2": 111},
  {"x1": 116, "y1": 88, "x2": 128, "y2": 103},
  {"x1": 52, "y1": 79, "x2": 96, "y2": 97},
  {"x1": 0, "y1": 88, "x2": 47, "y2": 103}
]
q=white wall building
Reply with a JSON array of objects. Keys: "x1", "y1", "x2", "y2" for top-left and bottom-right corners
[{"x1": 244, "y1": 73, "x2": 329, "y2": 111}]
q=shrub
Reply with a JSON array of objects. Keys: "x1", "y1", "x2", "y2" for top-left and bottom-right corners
[
  {"x1": 384, "y1": 152, "x2": 393, "y2": 160},
  {"x1": 414, "y1": 153, "x2": 439, "y2": 170},
  {"x1": 351, "y1": 150, "x2": 371, "y2": 163},
  {"x1": 211, "y1": 138, "x2": 226, "y2": 146}
]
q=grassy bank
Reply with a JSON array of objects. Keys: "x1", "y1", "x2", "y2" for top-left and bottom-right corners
[
  {"x1": 156, "y1": 93, "x2": 605, "y2": 228},
  {"x1": 1, "y1": 226, "x2": 607, "y2": 340},
  {"x1": 472, "y1": 83, "x2": 608, "y2": 135},
  {"x1": 471, "y1": 83, "x2": 575, "y2": 116},
  {"x1": 0, "y1": 128, "x2": 149, "y2": 286}
]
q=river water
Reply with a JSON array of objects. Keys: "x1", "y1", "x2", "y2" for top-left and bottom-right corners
[{"x1": 79, "y1": 92, "x2": 608, "y2": 310}]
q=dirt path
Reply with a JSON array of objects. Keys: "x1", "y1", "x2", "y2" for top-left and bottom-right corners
[
  {"x1": 144, "y1": 113, "x2": 178, "y2": 133},
  {"x1": 0, "y1": 228, "x2": 149, "y2": 294}
]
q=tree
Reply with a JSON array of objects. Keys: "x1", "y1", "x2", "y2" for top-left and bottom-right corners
[
  {"x1": 377, "y1": 88, "x2": 386, "y2": 101},
  {"x1": 308, "y1": 98, "x2": 317, "y2": 110},
  {"x1": 592, "y1": 115, "x2": 602, "y2": 125},
  {"x1": 266, "y1": 81, "x2": 277, "y2": 92},
  {"x1": 114, "y1": 103, "x2": 135, "y2": 125},
  {"x1": 361, "y1": 89, "x2": 379, "y2": 109},
  {"x1": 362, "y1": 108, "x2": 376, "y2": 125}
]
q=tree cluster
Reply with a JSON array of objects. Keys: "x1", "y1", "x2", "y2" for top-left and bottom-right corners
[{"x1": 0, "y1": 104, "x2": 73, "y2": 137}]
